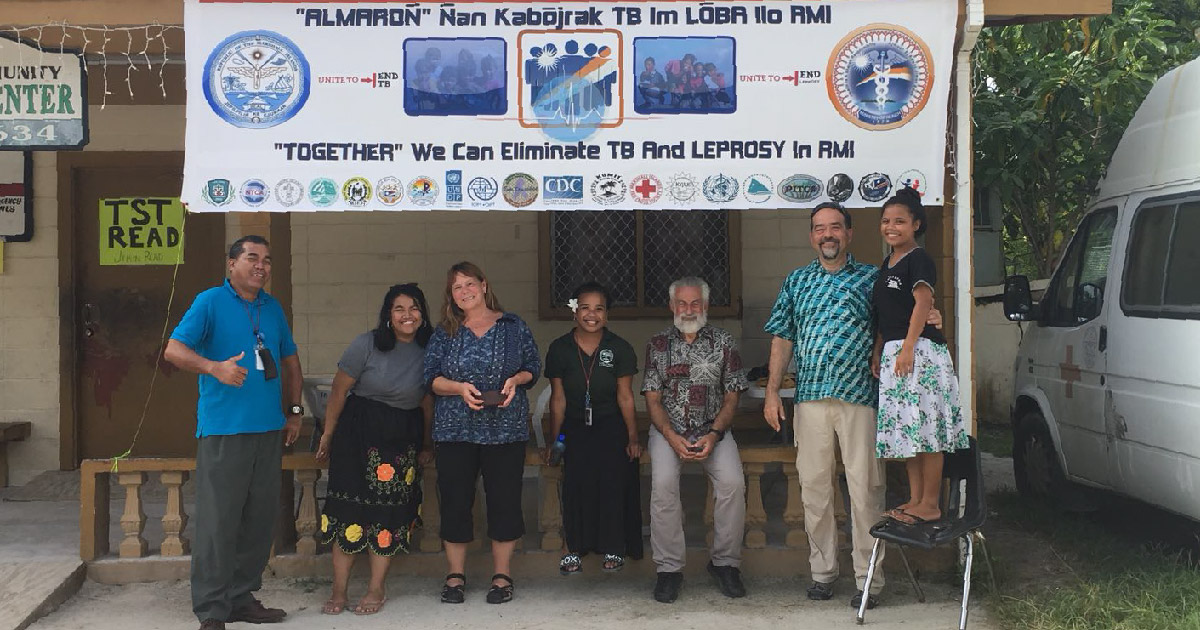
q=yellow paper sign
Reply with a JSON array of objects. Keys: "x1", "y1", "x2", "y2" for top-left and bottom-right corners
[{"x1": 99, "y1": 197, "x2": 185, "y2": 265}]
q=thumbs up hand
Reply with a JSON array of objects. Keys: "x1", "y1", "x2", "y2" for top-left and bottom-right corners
[{"x1": 210, "y1": 351, "x2": 248, "y2": 387}]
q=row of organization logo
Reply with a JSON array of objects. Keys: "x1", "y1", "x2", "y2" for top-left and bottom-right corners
[{"x1": 201, "y1": 170, "x2": 927, "y2": 209}]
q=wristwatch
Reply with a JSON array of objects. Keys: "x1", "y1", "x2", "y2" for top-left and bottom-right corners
[
  {"x1": 708, "y1": 428, "x2": 726, "y2": 441},
  {"x1": 287, "y1": 404, "x2": 304, "y2": 416}
]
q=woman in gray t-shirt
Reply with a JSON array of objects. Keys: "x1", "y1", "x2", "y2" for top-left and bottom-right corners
[{"x1": 315, "y1": 284, "x2": 433, "y2": 615}]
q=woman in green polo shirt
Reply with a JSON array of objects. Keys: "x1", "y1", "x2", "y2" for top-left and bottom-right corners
[{"x1": 544, "y1": 282, "x2": 643, "y2": 574}]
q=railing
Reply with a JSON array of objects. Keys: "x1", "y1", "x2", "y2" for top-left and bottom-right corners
[{"x1": 80, "y1": 444, "x2": 844, "y2": 565}]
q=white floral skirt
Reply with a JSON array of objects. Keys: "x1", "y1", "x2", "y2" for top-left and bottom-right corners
[{"x1": 876, "y1": 338, "x2": 968, "y2": 459}]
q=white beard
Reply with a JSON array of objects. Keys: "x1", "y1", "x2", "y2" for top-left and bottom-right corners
[{"x1": 674, "y1": 312, "x2": 707, "y2": 335}]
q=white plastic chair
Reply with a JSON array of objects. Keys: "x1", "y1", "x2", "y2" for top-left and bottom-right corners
[
  {"x1": 301, "y1": 376, "x2": 335, "y2": 451},
  {"x1": 530, "y1": 385, "x2": 552, "y2": 449}
]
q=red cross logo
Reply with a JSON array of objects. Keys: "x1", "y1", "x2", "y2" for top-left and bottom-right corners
[
  {"x1": 1059, "y1": 345, "x2": 1082, "y2": 398},
  {"x1": 632, "y1": 175, "x2": 660, "y2": 203}
]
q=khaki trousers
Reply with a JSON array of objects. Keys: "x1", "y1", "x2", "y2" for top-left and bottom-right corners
[
  {"x1": 648, "y1": 427, "x2": 746, "y2": 572},
  {"x1": 795, "y1": 399, "x2": 886, "y2": 592}
]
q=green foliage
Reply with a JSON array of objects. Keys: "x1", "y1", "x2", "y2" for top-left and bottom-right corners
[
  {"x1": 973, "y1": 0, "x2": 1200, "y2": 278},
  {"x1": 987, "y1": 491, "x2": 1200, "y2": 630}
]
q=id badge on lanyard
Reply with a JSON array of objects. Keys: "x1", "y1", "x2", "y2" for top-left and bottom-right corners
[
  {"x1": 577, "y1": 343, "x2": 599, "y2": 426},
  {"x1": 255, "y1": 334, "x2": 265, "y2": 371}
]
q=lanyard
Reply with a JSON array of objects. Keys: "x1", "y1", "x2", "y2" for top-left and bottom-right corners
[
  {"x1": 575, "y1": 332, "x2": 600, "y2": 425},
  {"x1": 241, "y1": 297, "x2": 263, "y2": 347}
]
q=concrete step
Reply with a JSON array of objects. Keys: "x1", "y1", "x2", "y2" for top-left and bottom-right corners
[{"x1": 0, "y1": 560, "x2": 86, "y2": 630}]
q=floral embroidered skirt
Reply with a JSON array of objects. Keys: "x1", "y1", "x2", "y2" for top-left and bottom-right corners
[
  {"x1": 319, "y1": 394, "x2": 423, "y2": 556},
  {"x1": 876, "y1": 338, "x2": 969, "y2": 459}
]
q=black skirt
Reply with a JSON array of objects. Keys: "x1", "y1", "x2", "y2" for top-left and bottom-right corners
[
  {"x1": 561, "y1": 412, "x2": 644, "y2": 558},
  {"x1": 318, "y1": 394, "x2": 424, "y2": 555}
]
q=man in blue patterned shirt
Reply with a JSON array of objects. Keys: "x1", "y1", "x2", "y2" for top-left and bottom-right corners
[
  {"x1": 762, "y1": 202, "x2": 885, "y2": 609},
  {"x1": 763, "y1": 203, "x2": 943, "y2": 609}
]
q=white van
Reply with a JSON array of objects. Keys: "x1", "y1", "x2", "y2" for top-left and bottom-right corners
[{"x1": 1002, "y1": 56, "x2": 1200, "y2": 522}]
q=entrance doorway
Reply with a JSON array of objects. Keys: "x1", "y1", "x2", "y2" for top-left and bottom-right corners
[{"x1": 59, "y1": 152, "x2": 226, "y2": 462}]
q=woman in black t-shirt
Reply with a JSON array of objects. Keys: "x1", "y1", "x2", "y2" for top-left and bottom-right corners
[
  {"x1": 544, "y1": 282, "x2": 643, "y2": 574},
  {"x1": 871, "y1": 188, "x2": 968, "y2": 526}
]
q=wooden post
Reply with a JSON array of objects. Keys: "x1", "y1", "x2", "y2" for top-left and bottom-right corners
[
  {"x1": 160, "y1": 470, "x2": 190, "y2": 556},
  {"x1": 782, "y1": 468, "x2": 808, "y2": 548},
  {"x1": 419, "y1": 463, "x2": 442, "y2": 553},
  {"x1": 118, "y1": 472, "x2": 148, "y2": 559},
  {"x1": 294, "y1": 468, "x2": 320, "y2": 556},
  {"x1": 80, "y1": 465, "x2": 111, "y2": 561},
  {"x1": 743, "y1": 462, "x2": 767, "y2": 548},
  {"x1": 538, "y1": 465, "x2": 563, "y2": 551}
]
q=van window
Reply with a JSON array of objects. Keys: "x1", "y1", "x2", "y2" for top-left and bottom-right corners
[
  {"x1": 1123, "y1": 205, "x2": 1173, "y2": 307},
  {"x1": 1042, "y1": 208, "x2": 1117, "y2": 326},
  {"x1": 1164, "y1": 202, "x2": 1200, "y2": 306},
  {"x1": 1122, "y1": 199, "x2": 1200, "y2": 318}
]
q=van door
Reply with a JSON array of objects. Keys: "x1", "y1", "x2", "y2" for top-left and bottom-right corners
[
  {"x1": 1033, "y1": 207, "x2": 1119, "y2": 487},
  {"x1": 1109, "y1": 195, "x2": 1200, "y2": 521}
]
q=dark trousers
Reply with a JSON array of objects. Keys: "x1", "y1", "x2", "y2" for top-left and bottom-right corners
[
  {"x1": 435, "y1": 441, "x2": 526, "y2": 543},
  {"x1": 191, "y1": 431, "x2": 282, "y2": 622}
]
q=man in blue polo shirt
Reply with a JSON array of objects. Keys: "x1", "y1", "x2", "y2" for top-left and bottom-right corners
[
  {"x1": 762, "y1": 203, "x2": 942, "y2": 611},
  {"x1": 165, "y1": 235, "x2": 304, "y2": 630}
]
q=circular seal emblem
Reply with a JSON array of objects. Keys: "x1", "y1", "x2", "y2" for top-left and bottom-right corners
[
  {"x1": 703, "y1": 174, "x2": 739, "y2": 203},
  {"x1": 503, "y1": 173, "x2": 539, "y2": 208},
  {"x1": 308, "y1": 178, "x2": 338, "y2": 207},
  {"x1": 240, "y1": 179, "x2": 270, "y2": 207},
  {"x1": 468, "y1": 177, "x2": 499, "y2": 203},
  {"x1": 858, "y1": 172, "x2": 893, "y2": 203},
  {"x1": 203, "y1": 31, "x2": 311, "y2": 129},
  {"x1": 274, "y1": 178, "x2": 304, "y2": 207},
  {"x1": 342, "y1": 177, "x2": 372, "y2": 207},
  {"x1": 743, "y1": 174, "x2": 774, "y2": 204},
  {"x1": 667, "y1": 173, "x2": 698, "y2": 203},
  {"x1": 630, "y1": 174, "x2": 662, "y2": 205},
  {"x1": 826, "y1": 24, "x2": 934, "y2": 130},
  {"x1": 591, "y1": 174, "x2": 627, "y2": 206},
  {"x1": 827, "y1": 173, "x2": 855, "y2": 203},
  {"x1": 376, "y1": 177, "x2": 403, "y2": 207},
  {"x1": 778, "y1": 174, "x2": 823, "y2": 204},
  {"x1": 895, "y1": 169, "x2": 928, "y2": 198},
  {"x1": 409, "y1": 176, "x2": 439, "y2": 206}
]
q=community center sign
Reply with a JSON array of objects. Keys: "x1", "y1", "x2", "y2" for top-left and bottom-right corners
[
  {"x1": 182, "y1": 0, "x2": 955, "y2": 211},
  {"x1": 0, "y1": 34, "x2": 88, "y2": 149}
]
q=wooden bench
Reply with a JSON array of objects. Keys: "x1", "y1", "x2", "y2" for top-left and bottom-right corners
[{"x1": 0, "y1": 421, "x2": 32, "y2": 487}]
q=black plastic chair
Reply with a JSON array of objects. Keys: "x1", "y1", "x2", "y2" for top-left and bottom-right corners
[{"x1": 856, "y1": 437, "x2": 995, "y2": 629}]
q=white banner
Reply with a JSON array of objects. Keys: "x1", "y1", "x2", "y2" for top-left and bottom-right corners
[{"x1": 182, "y1": 0, "x2": 956, "y2": 212}]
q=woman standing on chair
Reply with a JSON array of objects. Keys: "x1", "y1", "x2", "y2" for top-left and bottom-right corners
[
  {"x1": 315, "y1": 283, "x2": 434, "y2": 616},
  {"x1": 871, "y1": 188, "x2": 968, "y2": 525},
  {"x1": 544, "y1": 282, "x2": 643, "y2": 575},
  {"x1": 425, "y1": 261, "x2": 540, "y2": 605}
]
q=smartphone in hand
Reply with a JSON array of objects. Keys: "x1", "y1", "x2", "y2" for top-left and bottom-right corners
[{"x1": 479, "y1": 390, "x2": 504, "y2": 407}]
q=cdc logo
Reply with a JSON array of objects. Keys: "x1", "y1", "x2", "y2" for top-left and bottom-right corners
[
  {"x1": 203, "y1": 30, "x2": 311, "y2": 129},
  {"x1": 543, "y1": 176, "x2": 584, "y2": 204}
]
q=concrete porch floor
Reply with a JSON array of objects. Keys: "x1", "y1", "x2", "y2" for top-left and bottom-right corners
[
  {"x1": 2, "y1": 448, "x2": 1018, "y2": 630},
  {"x1": 30, "y1": 570, "x2": 996, "y2": 630}
]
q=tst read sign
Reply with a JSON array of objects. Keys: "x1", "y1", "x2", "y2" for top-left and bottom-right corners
[{"x1": 0, "y1": 34, "x2": 89, "y2": 150}]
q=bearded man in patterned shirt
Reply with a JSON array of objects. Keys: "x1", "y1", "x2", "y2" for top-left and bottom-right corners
[{"x1": 642, "y1": 276, "x2": 749, "y2": 604}]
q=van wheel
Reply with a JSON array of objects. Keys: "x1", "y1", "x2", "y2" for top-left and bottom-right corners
[{"x1": 1013, "y1": 412, "x2": 1066, "y2": 501}]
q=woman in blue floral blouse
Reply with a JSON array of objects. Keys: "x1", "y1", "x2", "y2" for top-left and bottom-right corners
[{"x1": 424, "y1": 261, "x2": 540, "y2": 605}]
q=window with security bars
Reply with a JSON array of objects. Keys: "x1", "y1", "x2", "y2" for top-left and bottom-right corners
[{"x1": 538, "y1": 210, "x2": 741, "y2": 318}]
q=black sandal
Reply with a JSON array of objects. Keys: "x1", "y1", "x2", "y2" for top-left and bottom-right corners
[
  {"x1": 440, "y1": 573, "x2": 466, "y2": 604},
  {"x1": 486, "y1": 573, "x2": 514, "y2": 604},
  {"x1": 560, "y1": 553, "x2": 582, "y2": 576}
]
